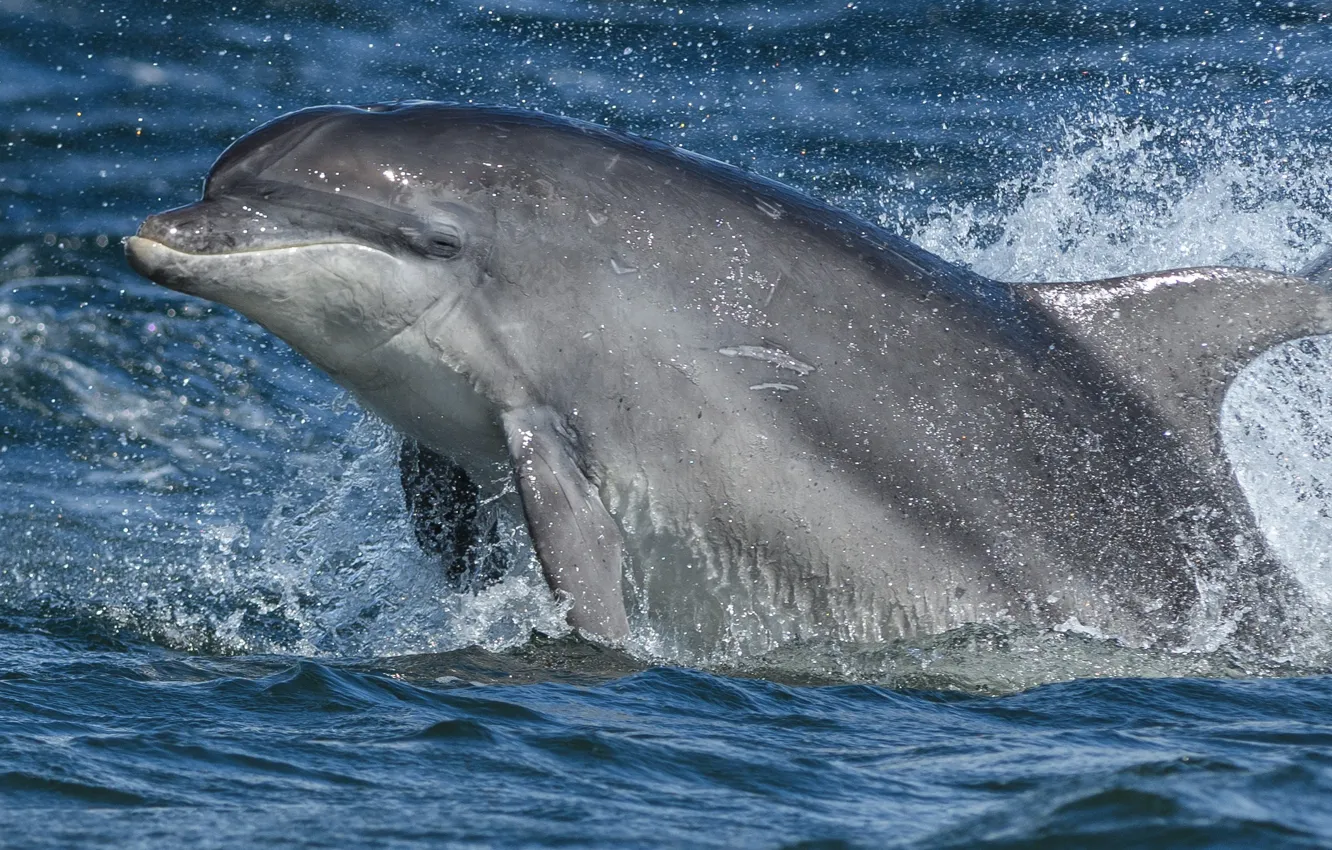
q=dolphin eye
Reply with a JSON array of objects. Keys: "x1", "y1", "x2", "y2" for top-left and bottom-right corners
[
  {"x1": 401, "y1": 225, "x2": 463, "y2": 259},
  {"x1": 423, "y1": 231, "x2": 463, "y2": 259}
]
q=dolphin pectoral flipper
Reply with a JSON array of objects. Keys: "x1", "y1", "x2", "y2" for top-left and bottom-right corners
[
  {"x1": 502, "y1": 406, "x2": 630, "y2": 641},
  {"x1": 399, "y1": 438, "x2": 506, "y2": 590}
]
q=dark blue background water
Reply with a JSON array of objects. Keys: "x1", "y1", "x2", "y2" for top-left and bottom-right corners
[{"x1": 6, "y1": 1, "x2": 1332, "y2": 846}]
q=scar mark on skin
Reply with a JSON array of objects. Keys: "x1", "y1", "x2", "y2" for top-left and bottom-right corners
[
  {"x1": 762, "y1": 272, "x2": 781, "y2": 308},
  {"x1": 719, "y1": 344, "x2": 815, "y2": 375}
]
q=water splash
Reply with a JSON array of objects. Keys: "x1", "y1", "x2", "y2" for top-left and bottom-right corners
[
  {"x1": 902, "y1": 109, "x2": 1332, "y2": 282},
  {"x1": 0, "y1": 269, "x2": 566, "y2": 659}
]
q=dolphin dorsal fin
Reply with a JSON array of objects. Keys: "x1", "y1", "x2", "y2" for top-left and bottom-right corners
[
  {"x1": 1016, "y1": 267, "x2": 1332, "y2": 467},
  {"x1": 1299, "y1": 247, "x2": 1332, "y2": 286}
]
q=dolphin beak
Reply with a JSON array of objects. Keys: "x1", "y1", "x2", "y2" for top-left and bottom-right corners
[
  {"x1": 123, "y1": 234, "x2": 155, "y2": 276},
  {"x1": 126, "y1": 203, "x2": 231, "y2": 294},
  {"x1": 125, "y1": 234, "x2": 203, "y2": 295}
]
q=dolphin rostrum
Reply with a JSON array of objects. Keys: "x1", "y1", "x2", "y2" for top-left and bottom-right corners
[{"x1": 125, "y1": 102, "x2": 1332, "y2": 652}]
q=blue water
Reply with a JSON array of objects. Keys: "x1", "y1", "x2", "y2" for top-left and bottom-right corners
[
  {"x1": 6, "y1": 0, "x2": 1332, "y2": 846},
  {"x1": 5, "y1": 619, "x2": 1332, "y2": 849}
]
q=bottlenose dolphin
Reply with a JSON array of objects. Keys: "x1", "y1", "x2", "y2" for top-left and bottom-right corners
[{"x1": 125, "y1": 102, "x2": 1332, "y2": 652}]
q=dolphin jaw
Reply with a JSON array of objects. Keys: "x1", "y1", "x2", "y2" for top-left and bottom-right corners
[
  {"x1": 124, "y1": 235, "x2": 194, "y2": 294},
  {"x1": 125, "y1": 234, "x2": 384, "y2": 266},
  {"x1": 123, "y1": 234, "x2": 436, "y2": 379},
  {"x1": 125, "y1": 235, "x2": 392, "y2": 294}
]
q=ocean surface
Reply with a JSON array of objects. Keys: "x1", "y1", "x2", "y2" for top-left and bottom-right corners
[{"x1": 5, "y1": 0, "x2": 1332, "y2": 846}]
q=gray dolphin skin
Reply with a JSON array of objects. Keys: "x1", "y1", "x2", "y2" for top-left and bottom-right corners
[{"x1": 126, "y1": 102, "x2": 1332, "y2": 652}]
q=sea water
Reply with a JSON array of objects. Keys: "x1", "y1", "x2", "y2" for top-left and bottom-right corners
[{"x1": 4, "y1": 1, "x2": 1332, "y2": 846}]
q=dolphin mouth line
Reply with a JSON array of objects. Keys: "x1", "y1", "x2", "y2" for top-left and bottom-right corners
[{"x1": 125, "y1": 234, "x2": 389, "y2": 259}]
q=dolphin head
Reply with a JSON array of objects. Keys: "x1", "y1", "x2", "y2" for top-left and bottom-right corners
[{"x1": 125, "y1": 103, "x2": 502, "y2": 380}]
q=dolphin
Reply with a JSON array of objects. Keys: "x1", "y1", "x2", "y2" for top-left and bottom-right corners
[{"x1": 125, "y1": 102, "x2": 1332, "y2": 652}]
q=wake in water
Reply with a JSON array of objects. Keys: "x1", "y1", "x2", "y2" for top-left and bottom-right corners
[{"x1": 5, "y1": 109, "x2": 1332, "y2": 692}]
